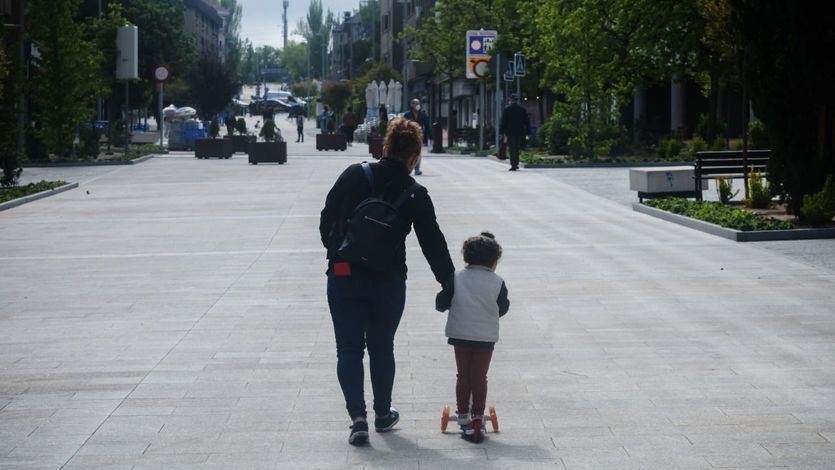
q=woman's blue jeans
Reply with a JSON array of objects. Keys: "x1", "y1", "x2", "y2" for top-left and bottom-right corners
[{"x1": 327, "y1": 273, "x2": 406, "y2": 420}]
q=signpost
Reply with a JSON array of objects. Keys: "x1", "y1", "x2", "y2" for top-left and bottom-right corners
[
  {"x1": 153, "y1": 64, "x2": 170, "y2": 148},
  {"x1": 466, "y1": 30, "x2": 497, "y2": 151},
  {"x1": 514, "y1": 52, "x2": 525, "y2": 97}
]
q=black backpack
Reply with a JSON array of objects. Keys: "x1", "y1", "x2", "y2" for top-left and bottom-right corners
[{"x1": 337, "y1": 162, "x2": 419, "y2": 272}]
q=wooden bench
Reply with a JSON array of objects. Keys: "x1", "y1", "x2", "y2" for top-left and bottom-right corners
[{"x1": 695, "y1": 150, "x2": 771, "y2": 201}]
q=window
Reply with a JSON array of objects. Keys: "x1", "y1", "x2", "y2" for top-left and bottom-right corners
[{"x1": 383, "y1": 14, "x2": 389, "y2": 30}]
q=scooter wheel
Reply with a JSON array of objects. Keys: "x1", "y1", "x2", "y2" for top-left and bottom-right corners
[
  {"x1": 441, "y1": 405, "x2": 450, "y2": 432},
  {"x1": 489, "y1": 405, "x2": 499, "y2": 432}
]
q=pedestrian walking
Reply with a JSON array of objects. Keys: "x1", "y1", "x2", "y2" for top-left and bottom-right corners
[
  {"x1": 499, "y1": 94, "x2": 531, "y2": 171},
  {"x1": 435, "y1": 231, "x2": 509, "y2": 443},
  {"x1": 342, "y1": 106, "x2": 360, "y2": 146},
  {"x1": 405, "y1": 98, "x2": 429, "y2": 175},
  {"x1": 224, "y1": 112, "x2": 236, "y2": 136},
  {"x1": 319, "y1": 106, "x2": 334, "y2": 134},
  {"x1": 295, "y1": 112, "x2": 305, "y2": 143},
  {"x1": 319, "y1": 118, "x2": 455, "y2": 446}
]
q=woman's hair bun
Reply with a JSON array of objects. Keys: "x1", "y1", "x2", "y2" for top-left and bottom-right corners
[
  {"x1": 383, "y1": 118, "x2": 423, "y2": 162},
  {"x1": 480, "y1": 231, "x2": 495, "y2": 239}
]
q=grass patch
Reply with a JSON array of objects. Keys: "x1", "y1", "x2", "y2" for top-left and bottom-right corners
[
  {"x1": 0, "y1": 180, "x2": 68, "y2": 204},
  {"x1": 644, "y1": 198, "x2": 794, "y2": 231}
]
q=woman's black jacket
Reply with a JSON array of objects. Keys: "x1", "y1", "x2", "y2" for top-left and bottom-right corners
[{"x1": 319, "y1": 157, "x2": 454, "y2": 283}]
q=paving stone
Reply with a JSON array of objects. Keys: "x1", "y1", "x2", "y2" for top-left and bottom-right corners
[{"x1": 2, "y1": 149, "x2": 835, "y2": 468}]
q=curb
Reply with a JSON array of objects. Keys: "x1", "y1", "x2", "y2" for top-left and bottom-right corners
[
  {"x1": 0, "y1": 182, "x2": 79, "y2": 212},
  {"x1": 632, "y1": 203, "x2": 835, "y2": 242},
  {"x1": 484, "y1": 155, "x2": 693, "y2": 168},
  {"x1": 21, "y1": 153, "x2": 158, "y2": 167}
]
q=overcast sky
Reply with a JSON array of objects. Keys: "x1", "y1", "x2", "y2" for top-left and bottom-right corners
[{"x1": 239, "y1": 0, "x2": 359, "y2": 47}]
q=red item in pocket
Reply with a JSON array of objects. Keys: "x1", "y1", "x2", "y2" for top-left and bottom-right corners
[{"x1": 333, "y1": 262, "x2": 352, "y2": 276}]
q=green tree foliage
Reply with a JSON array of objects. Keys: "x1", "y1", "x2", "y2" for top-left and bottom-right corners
[
  {"x1": 279, "y1": 41, "x2": 309, "y2": 81},
  {"x1": 29, "y1": 0, "x2": 101, "y2": 158},
  {"x1": 730, "y1": 0, "x2": 835, "y2": 214},
  {"x1": 408, "y1": 0, "x2": 493, "y2": 131},
  {"x1": 296, "y1": 0, "x2": 334, "y2": 79},
  {"x1": 189, "y1": 57, "x2": 241, "y2": 119},
  {"x1": 0, "y1": 33, "x2": 21, "y2": 186},
  {"x1": 321, "y1": 81, "x2": 352, "y2": 116},
  {"x1": 114, "y1": 0, "x2": 195, "y2": 111}
]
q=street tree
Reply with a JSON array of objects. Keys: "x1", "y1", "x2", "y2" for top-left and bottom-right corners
[
  {"x1": 29, "y1": 0, "x2": 101, "y2": 159},
  {"x1": 729, "y1": 0, "x2": 835, "y2": 215},
  {"x1": 279, "y1": 41, "x2": 309, "y2": 81},
  {"x1": 407, "y1": 0, "x2": 495, "y2": 145}
]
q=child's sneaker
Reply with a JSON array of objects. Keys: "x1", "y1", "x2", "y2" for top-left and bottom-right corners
[
  {"x1": 456, "y1": 411, "x2": 471, "y2": 429},
  {"x1": 348, "y1": 420, "x2": 369, "y2": 446},
  {"x1": 467, "y1": 416, "x2": 486, "y2": 443},
  {"x1": 374, "y1": 407, "x2": 400, "y2": 432}
]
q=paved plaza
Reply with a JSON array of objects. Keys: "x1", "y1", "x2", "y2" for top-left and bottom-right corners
[{"x1": 2, "y1": 128, "x2": 835, "y2": 469}]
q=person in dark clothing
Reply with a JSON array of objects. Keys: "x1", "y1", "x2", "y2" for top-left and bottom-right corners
[
  {"x1": 295, "y1": 112, "x2": 305, "y2": 142},
  {"x1": 224, "y1": 112, "x2": 236, "y2": 136},
  {"x1": 342, "y1": 106, "x2": 360, "y2": 145},
  {"x1": 320, "y1": 117, "x2": 455, "y2": 446},
  {"x1": 405, "y1": 98, "x2": 429, "y2": 175},
  {"x1": 499, "y1": 94, "x2": 531, "y2": 171}
]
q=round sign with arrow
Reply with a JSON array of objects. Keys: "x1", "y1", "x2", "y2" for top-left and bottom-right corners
[{"x1": 153, "y1": 64, "x2": 170, "y2": 83}]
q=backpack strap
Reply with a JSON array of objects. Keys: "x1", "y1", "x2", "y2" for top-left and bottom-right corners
[{"x1": 360, "y1": 162, "x2": 374, "y2": 188}]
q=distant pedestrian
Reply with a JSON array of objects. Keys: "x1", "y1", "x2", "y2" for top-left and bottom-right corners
[
  {"x1": 319, "y1": 106, "x2": 333, "y2": 134},
  {"x1": 499, "y1": 94, "x2": 530, "y2": 171},
  {"x1": 405, "y1": 98, "x2": 429, "y2": 175},
  {"x1": 224, "y1": 112, "x2": 236, "y2": 136},
  {"x1": 296, "y1": 113, "x2": 305, "y2": 143},
  {"x1": 342, "y1": 106, "x2": 360, "y2": 146},
  {"x1": 435, "y1": 231, "x2": 509, "y2": 443}
]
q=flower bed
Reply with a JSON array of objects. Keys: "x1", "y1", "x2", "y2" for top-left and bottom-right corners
[
  {"x1": 644, "y1": 198, "x2": 793, "y2": 231},
  {"x1": 0, "y1": 180, "x2": 68, "y2": 204}
]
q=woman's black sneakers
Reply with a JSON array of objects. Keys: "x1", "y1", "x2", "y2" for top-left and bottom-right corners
[
  {"x1": 348, "y1": 420, "x2": 369, "y2": 446},
  {"x1": 374, "y1": 408, "x2": 400, "y2": 432}
]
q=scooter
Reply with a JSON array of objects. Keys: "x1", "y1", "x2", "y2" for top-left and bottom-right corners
[{"x1": 440, "y1": 405, "x2": 499, "y2": 443}]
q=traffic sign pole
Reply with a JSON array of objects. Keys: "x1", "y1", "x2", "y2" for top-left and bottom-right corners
[
  {"x1": 495, "y1": 53, "x2": 500, "y2": 152},
  {"x1": 158, "y1": 82, "x2": 164, "y2": 148}
]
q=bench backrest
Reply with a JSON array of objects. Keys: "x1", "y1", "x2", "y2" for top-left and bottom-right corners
[{"x1": 695, "y1": 150, "x2": 771, "y2": 177}]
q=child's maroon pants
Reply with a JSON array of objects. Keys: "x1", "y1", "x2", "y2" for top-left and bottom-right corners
[{"x1": 454, "y1": 346, "x2": 493, "y2": 416}]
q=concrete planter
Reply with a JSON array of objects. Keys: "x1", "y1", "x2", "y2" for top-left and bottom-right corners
[
  {"x1": 316, "y1": 133, "x2": 347, "y2": 151},
  {"x1": 225, "y1": 135, "x2": 256, "y2": 153},
  {"x1": 248, "y1": 141, "x2": 287, "y2": 165},
  {"x1": 633, "y1": 203, "x2": 835, "y2": 242},
  {"x1": 368, "y1": 137, "x2": 384, "y2": 159},
  {"x1": 195, "y1": 138, "x2": 233, "y2": 159}
]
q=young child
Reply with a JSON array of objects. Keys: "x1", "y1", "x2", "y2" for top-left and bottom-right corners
[{"x1": 436, "y1": 232, "x2": 510, "y2": 443}]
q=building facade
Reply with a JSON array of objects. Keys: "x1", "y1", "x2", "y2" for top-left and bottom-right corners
[{"x1": 183, "y1": 0, "x2": 228, "y2": 63}]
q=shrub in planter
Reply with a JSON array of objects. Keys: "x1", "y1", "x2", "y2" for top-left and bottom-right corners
[
  {"x1": 209, "y1": 119, "x2": 220, "y2": 138},
  {"x1": 236, "y1": 117, "x2": 247, "y2": 136},
  {"x1": 745, "y1": 170, "x2": 772, "y2": 209},
  {"x1": 666, "y1": 138, "x2": 684, "y2": 159},
  {"x1": 800, "y1": 175, "x2": 835, "y2": 227},
  {"x1": 716, "y1": 176, "x2": 739, "y2": 204},
  {"x1": 259, "y1": 119, "x2": 279, "y2": 142},
  {"x1": 685, "y1": 136, "x2": 708, "y2": 159}
]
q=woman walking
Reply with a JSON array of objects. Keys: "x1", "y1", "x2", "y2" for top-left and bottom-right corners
[{"x1": 319, "y1": 118, "x2": 455, "y2": 445}]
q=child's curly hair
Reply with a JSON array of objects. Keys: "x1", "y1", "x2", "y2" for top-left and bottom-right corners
[
  {"x1": 462, "y1": 231, "x2": 502, "y2": 268},
  {"x1": 383, "y1": 117, "x2": 423, "y2": 162}
]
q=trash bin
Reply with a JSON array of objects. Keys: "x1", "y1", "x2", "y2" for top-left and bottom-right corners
[{"x1": 431, "y1": 122, "x2": 444, "y2": 153}]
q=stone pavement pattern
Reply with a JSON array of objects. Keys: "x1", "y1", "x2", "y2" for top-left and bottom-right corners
[{"x1": 1, "y1": 147, "x2": 835, "y2": 469}]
